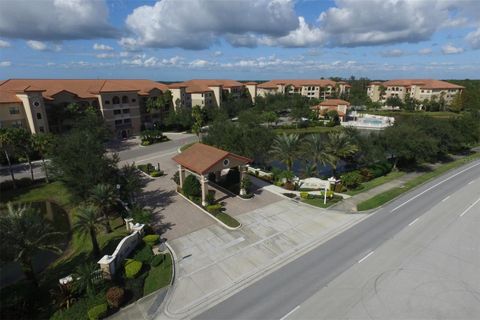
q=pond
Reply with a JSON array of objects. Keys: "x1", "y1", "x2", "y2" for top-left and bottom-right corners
[{"x1": 0, "y1": 201, "x2": 71, "y2": 288}]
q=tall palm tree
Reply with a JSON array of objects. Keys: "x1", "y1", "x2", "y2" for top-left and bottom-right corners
[
  {"x1": 270, "y1": 133, "x2": 301, "y2": 173},
  {"x1": 324, "y1": 131, "x2": 359, "y2": 178},
  {"x1": 73, "y1": 205, "x2": 102, "y2": 258},
  {"x1": 0, "y1": 128, "x2": 17, "y2": 188},
  {"x1": 90, "y1": 183, "x2": 118, "y2": 233},
  {"x1": 0, "y1": 203, "x2": 63, "y2": 286},
  {"x1": 73, "y1": 262, "x2": 100, "y2": 298},
  {"x1": 32, "y1": 133, "x2": 54, "y2": 183},
  {"x1": 302, "y1": 134, "x2": 331, "y2": 176}
]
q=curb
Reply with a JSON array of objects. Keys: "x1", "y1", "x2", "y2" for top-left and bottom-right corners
[{"x1": 176, "y1": 191, "x2": 242, "y2": 231}]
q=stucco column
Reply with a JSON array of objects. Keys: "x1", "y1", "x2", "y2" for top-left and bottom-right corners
[
  {"x1": 239, "y1": 165, "x2": 246, "y2": 196},
  {"x1": 178, "y1": 165, "x2": 185, "y2": 188},
  {"x1": 201, "y1": 175, "x2": 208, "y2": 206}
]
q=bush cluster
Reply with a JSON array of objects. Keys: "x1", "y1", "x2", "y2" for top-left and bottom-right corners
[
  {"x1": 150, "y1": 254, "x2": 164, "y2": 267},
  {"x1": 206, "y1": 203, "x2": 222, "y2": 214},
  {"x1": 87, "y1": 303, "x2": 108, "y2": 320},
  {"x1": 124, "y1": 259, "x2": 143, "y2": 279},
  {"x1": 143, "y1": 234, "x2": 160, "y2": 247},
  {"x1": 105, "y1": 287, "x2": 124, "y2": 309},
  {"x1": 182, "y1": 175, "x2": 201, "y2": 198}
]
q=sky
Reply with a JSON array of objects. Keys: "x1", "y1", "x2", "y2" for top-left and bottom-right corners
[{"x1": 0, "y1": 0, "x2": 479, "y2": 81}]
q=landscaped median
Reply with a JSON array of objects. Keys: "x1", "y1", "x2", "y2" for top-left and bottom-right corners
[{"x1": 357, "y1": 152, "x2": 480, "y2": 211}]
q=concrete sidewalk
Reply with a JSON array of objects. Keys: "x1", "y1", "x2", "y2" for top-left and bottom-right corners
[
  {"x1": 159, "y1": 200, "x2": 367, "y2": 319},
  {"x1": 331, "y1": 172, "x2": 421, "y2": 212}
]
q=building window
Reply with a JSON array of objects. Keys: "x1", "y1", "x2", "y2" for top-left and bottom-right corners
[
  {"x1": 132, "y1": 98, "x2": 136, "y2": 102},
  {"x1": 9, "y1": 107, "x2": 20, "y2": 115},
  {"x1": 112, "y1": 96, "x2": 120, "y2": 104},
  {"x1": 113, "y1": 109, "x2": 121, "y2": 115},
  {"x1": 122, "y1": 96, "x2": 129, "y2": 104},
  {"x1": 36, "y1": 113, "x2": 42, "y2": 120},
  {"x1": 124, "y1": 118, "x2": 131, "y2": 124},
  {"x1": 115, "y1": 119, "x2": 122, "y2": 125},
  {"x1": 122, "y1": 108, "x2": 130, "y2": 114},
  {"x1": 105, "y1": 100, "x2": 110, "y2": 104},
  {"x1": 39, "y1": 126, "x2": 45, "y2": 132},
  {"x1": 33, "y1": 101, "x2": 40, "y2": 107},
  {"x1": 12, "y1": 120, "x2": 23, "y2": 128}
]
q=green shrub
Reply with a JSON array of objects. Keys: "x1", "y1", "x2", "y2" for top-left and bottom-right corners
[
  {"x1": 205, "y1": 190, "x2": 216, "y2": 205},
  {"x1": 300, "y1": 192, "x2": 309, "y2": 199},
  {"x1": 359, "y1": 168, "x2": 374, "y2": 181},
  {"x1": 105, "y1": 287, "x2": 124, "y2": 309},
  {"x1": 143, "y1": 234, "x2": 160, "y2": 246},
  {"x1": 124, "y1": 259, "x2": 143, "y2": 279},
  {"x1": 206, "y1": 203, "x2": 222, "y2": 214},
  {"x1": 182, "y1": 175, "x2": 201, "y2": 198},
  {"x1": 150, "y1": 170, "x2": 164, "y2": 177},
  {"x1": 141, "y1": 140, "x2": 151, "y2": 146},
  {"x1": 87, "y1": 303, "x2": 108, "y2": 320},
  {"x1": 151, "y1": 254, "x2": 164, "y2": 267},
  {"x1": 341, "y1": 172, "x2": 363, "y2": 189},
  {"x1": 368, "y1": 161, "x2": 393, "y2": 178},
  {"x1": 133, "y1": 244, "x2": 154, "y2": 263}
]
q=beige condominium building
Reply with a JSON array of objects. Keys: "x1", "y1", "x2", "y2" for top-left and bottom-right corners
[
  {"x1": 168, "y1": 79, "x2": 252, "y2": 108},
  {"x1": 367, "y1": 79, "x2": 464, "y2": 105},
  {"x1": 255, "y1": 79, "x2": 351, "y2": 99},
  {"x1": 0, "y1": 79, "x2": 169, "y2": 137}
]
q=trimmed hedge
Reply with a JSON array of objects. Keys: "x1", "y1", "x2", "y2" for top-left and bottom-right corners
[
  {"x1": 133, "y1": 244, "x2": 154, "y2": 263},
  {"x1": 124, "y1": 259, "x2": 143, "y2": 279},
  {"x1": 143, "y1": 234, "x2": 160, "y2": 247},
  {"x1": 151, "y1": 255, "x2": 164, "y2": 267},
  {"x1": 87, "y1": 303, "x2": 108, "y2": 320}
]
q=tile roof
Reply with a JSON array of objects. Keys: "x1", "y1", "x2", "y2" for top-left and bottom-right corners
[
  {"x1": 318, "y1": 99, "x2": 350, "y2": 106},
  {"x1": 380, "y1": 79, "x2": 463, "y2": 89},
  {"x1": 168, "y1": 79, "x2": 245, "y2": 93},
  {"x1": 0, "y1": 79, "x2": 169, "y2": 103},
  {"x1": 257, "y1": 79, "x2": 337, "y2": 89},
  {"x1": 172, "y1": 143, "x2": 251, "y2": 175}
]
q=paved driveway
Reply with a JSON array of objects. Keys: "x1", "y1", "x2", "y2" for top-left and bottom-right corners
[{"x1": 163, "y1": 200, "x2": 367, "y2": 318}]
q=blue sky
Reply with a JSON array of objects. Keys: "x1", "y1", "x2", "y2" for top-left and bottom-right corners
[{"x1": 0, "y1": 0, "x2": 479, "y2": 80}]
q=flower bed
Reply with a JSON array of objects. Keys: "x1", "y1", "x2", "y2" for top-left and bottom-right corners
[{"x1": 137, "y1": 163, "x2": 165, "y2": 177}]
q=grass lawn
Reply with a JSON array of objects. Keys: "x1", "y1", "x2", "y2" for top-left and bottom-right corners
[
  {"x1": 345, "y1": 171, "x2": 406, "y2": 196},
  {"x1": 143, "y1": 254, "x2": 173, "y2": 296},
  {"x1": 0, "y1": 181, "x2": 72, "y2": 207},
  {"x1": 180, "y1": 141, "x2": 197, "y2": 152},
  {"x1": 357, "y1": 152, "x2": 480, "y2": 211},
  {"x1": 273, "y1": 125, "x2": 341, "y2": 135},
  {"x1": 214, "y1": 212, "x2": 241, "y2": 228},
  {"x1": 302, "y1": 195, "x2": 343, "y2": 208}
]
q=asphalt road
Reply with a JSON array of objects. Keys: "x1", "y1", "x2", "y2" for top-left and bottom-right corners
[
  {"x1": 195, "y1": 160, "x2": 480, "y2": 320},
  {"x1": 0, "y1": 133, "x2": 197, "y2": 182}
]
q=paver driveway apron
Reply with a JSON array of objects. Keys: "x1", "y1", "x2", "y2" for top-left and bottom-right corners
[{"x1": 164, "y1": 199, "x2": 367, "y2": 317}]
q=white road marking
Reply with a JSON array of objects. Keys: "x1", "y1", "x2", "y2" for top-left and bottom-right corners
[
  {"x1": 279, "y1": 305, "x2": 300, "y2": 320},
  {"x1": 409, "y1": 218, "x2": 420, "y2": 226},
  {"x1": 442, "y1": 196, "x2": 450, "y2": 202},
  {"x1": 468, "y1": 180, "x2": 476, "y2": 185},
  {"x1": 460, "y1": 198, "x2": 480, "y2": 217},
  {"x1": 390, "y1": 162, "x2": 480, "y2": 213},
  {"x1": 358, "y1": 251, "x2": 374, "y2": 263}
]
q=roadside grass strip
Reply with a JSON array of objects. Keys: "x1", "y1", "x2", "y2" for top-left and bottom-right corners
[
  {"x1": 345, "y1": 171, "x2": 406, "y2": 196},
  {"x1": 357, "y1": 152, "x2": 480, "y2": 211}
]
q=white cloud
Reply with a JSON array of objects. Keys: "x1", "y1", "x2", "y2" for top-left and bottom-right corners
[
  {"x1": 317, "y1": 0, "x2": 468, "y2": 47},
  {"x1": 93, "y1": 43, "x2": 113, "y2": 51},
  {"x1": 441, "y1": 43, "x2": 464, "y2": 54},
  {"x1": 96, "y1": 53, "x2": 115, "y2": 59},
  {"x1": 380, "y1": 49, "x2": 405, "y2": 57},
  {"x1": 442, "y1": 17, "x2": 469, "y2": 28},
  {"x1": 121, "y1": 54, "x2": 186, "y2": 68},
  {"x1": 260, "y1": 17, "x2": 327, "y2": 47},
  {"x1": 123, "y1": 0, "x2": 298, "y2": 49},
  {"x1": 419, "y1": 48, "x2": 432, "y2": 55},
  {"x1": 0, "y1": 39, "x2": 11, "y2": 48},
  {"x1": 189, "y1": 59, "x2": 216, "y2": 68},
  {"x1": 119, "y1": 51, "x2": 130, "y2": 57},
  {"x1": 466, "y1": 27, "x2": 480, "y2": 49},
  {"x1": 26, "y1": 40, "x2": 61, "y2": 51},
  {"x1": 0, "y1": 61, "x2": 11, "y2": 67},
  {"x1": 0, "y1": 0, "x2": 116, "y2": 40},
  {"x1": 213, "y1": 51, "x2": 223, "y2": 57}
]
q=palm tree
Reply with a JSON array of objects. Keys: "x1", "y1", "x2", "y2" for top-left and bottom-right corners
[
  {"x1": 73, "y1": 205, "x2": 102, "y2": 258},
  {"x1": 302, "y1": 134, "x2": 331, "y2": 176},
  {"x1": 90, "y1": 183, "x2": 118, "y2": 233},
  {"x1": 0, "y1": 128, "x2": 17, "y2": 188},
  {"x1": 270, "y1": 133, "x2": 301, "y2": 172},
  {"x1": 32, "y1": 133, "x2": 54, "y2": 183},
  {"x1": 0, "y1": 203, "x2": 63, "y2": 286},
  {"x1": 119, "y1": 163, "x2": 143, "y2": 204},
  {"x1": 73, "y1": 262, "x2": 100, "y2": 298},
  {"x1": 324, "y1": 131, "x2": 359, "y2": 178},
  {"x1": 50, "y1": 283, "x2": 76, "y2": 310}
]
